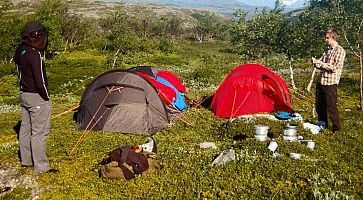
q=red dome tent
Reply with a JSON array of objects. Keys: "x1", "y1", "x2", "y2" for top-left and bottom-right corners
[{"x1": 210, "y1": 63, "x2": 293, "y2": 118}]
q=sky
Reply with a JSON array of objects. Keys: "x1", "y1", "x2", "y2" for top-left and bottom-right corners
[{"x1": 281, "y1": 0, "x2": 298, "y2": 5}]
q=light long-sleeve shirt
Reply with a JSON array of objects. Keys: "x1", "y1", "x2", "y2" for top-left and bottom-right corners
[{"x1": 316, "y1": 43, "x2": 346, "y2": 85}]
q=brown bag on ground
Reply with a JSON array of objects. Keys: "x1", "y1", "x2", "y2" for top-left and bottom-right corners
[
  {"x1": 99, "y1": 161, "x2": 124, "y2": 179},
  {"x1": 99, "y1": 147, "x2": 161, "y2": 180}
]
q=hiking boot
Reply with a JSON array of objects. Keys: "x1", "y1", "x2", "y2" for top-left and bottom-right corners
[
  {"x1": 332, "y1": 125, "x2": 340, "y2": 134},
  {"x1": 36, "y1": 168, "x2": 59, "y2": 174},
  {"x1": 0, "y1": 187, "x2": 12, "y2": 194},
  {"x1": 45, "y1": 168, "x2": 59, "y2": 173},
  {"x1": 21, "y1": 164, "x2": 33, "y2": 168},
  {"x1": 332, "y1": 129, "x2": 341, "y2": 134}
]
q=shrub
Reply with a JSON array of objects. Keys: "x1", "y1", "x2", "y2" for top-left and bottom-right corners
[{"x1": 157, "y1": 35, "x2": 176, "y2": 54}]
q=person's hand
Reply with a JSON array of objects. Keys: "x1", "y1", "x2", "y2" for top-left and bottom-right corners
[{"x1": 311, "y1": 57, "x2": 321, "y2": 65}]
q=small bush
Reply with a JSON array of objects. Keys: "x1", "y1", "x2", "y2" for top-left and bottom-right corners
[{"x1": 157, "y1": 36, "x2": 176, "y2": 54}]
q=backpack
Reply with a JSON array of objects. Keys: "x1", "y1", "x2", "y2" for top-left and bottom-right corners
[{"x1": 99, "y1": 146, "x2": 161, "y2": 180}]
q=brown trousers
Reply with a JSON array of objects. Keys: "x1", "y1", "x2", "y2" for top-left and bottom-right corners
[{"x1": 315, "y1": 83, "x2": 340, "y2": 131}]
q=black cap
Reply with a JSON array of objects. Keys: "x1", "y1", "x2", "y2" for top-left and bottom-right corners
[{"x1": 21, "y1": 21, "x2": 46, "y2": 38}]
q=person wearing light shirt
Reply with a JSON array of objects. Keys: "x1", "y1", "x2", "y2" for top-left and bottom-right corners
[{"x1": 312, "y1": 28, "x2": 346, "y2": 133}]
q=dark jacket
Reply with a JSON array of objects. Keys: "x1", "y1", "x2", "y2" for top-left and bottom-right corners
[{"x1": 13, "y1": 44, "x2": 50, "y2": 101}]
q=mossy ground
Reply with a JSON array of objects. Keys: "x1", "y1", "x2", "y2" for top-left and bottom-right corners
[{"x1": 1, "y1": 41, "x2": 362, "y2": 199}]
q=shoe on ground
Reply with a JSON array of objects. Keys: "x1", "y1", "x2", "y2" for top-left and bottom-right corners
[
  {"x1": 0, "y1": 186, "x2": 12, "y2": 194},
  {"x1": 21, "y1": 164, "x2": 33, "y2": 168},
  {"x1": 37, "y1": 168, "x2": 59, "y2": 174},
  {"x1": 45, "y1": 168, "x2": 59, "y2": 173}
]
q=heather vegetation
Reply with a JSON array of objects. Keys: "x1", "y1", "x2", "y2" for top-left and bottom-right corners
[{"x1": 0, "y1": 0, "x2": 362, "y2": 199}]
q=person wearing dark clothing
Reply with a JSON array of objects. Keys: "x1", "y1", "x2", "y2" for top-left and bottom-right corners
[{"x1": 13, "y1": 21, "x2": 58, "y2": 174}]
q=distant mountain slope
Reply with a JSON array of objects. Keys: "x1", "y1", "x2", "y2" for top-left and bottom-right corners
[
  {"x1": 237, "y1": 0, "x2": 307, "y2": 9},
  {"x1": 123, "y1": 0, "x2": 252, "y2": 8},
  {"x1": 102, "y1": 0, "x2": 261, "y2": 16},
  {"x1": 101, "y1": 0, "x2": 307, "y2": 17}
]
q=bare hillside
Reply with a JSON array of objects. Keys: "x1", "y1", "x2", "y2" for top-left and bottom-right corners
[{"x1": 9, "y1": 0, "x2": 229, "y2": 28}]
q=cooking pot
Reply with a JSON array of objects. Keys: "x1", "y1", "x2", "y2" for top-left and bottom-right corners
[{"x1": 254, "y1": 125, "x2": 269, "y2": 135}]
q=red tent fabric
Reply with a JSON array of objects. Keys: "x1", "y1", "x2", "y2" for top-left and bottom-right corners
[
  {"x1": 137, "y1": 72, "x2": 176, "y2": 105},
  {"x1": 210, "y1": 63, "x2": 293, "y2": 118},
  {"x1": 157, "y1": 70, "x2": 186, "y2": 93}
]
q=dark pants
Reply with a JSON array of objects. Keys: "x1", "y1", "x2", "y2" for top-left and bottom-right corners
[{"x1": 316, "y1": 83, "x2": 340, "y2": 131}]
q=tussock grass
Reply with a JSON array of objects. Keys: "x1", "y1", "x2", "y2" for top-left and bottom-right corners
[{"x1": 1, "y1": 41, "x2": 362, "y2": 199}]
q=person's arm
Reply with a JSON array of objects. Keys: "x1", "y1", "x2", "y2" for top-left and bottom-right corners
[
  {"x1": 29, "y1": 50, "x2": 50, "y2": 101},
  {"x1": 312, "y1": 48, "x2": 345, "y2": 72},
  {"x1": 319, "y1": 47, "x2": 345, "y2": 72},
  {"x1": 311, "y1": 51, "x2": 326, "y2": 68}
]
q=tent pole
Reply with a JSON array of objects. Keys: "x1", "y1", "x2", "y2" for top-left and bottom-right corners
[
  {"x1": 231, "y1": 90, "x2": 250, "y2": 117},
  {"x1": 230, "y1": 90, "x2": 237, "y2": 118}
]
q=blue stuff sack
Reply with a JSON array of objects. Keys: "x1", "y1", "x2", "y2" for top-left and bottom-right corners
[
  {"x1": 156, "y1": 76, "x2": 187, "y2": 111},
  {"x1": 275, "y1": 112, "x2": 294, "y2": 120}
]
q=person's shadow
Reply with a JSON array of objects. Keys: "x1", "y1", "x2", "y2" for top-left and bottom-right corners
[{"x1": 13, "y1": 120, "x2": 21, "y2": 161}]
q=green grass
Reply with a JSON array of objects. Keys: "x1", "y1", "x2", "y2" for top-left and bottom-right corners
[
  {"x1": 0, "y1": 187, "x2": 31, "y2": 200},
  {"x1": 1, "y1": 40, "x2": 362, "y2": 199}
]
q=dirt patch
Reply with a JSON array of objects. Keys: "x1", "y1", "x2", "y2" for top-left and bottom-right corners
[{"x1": 0, "y1": 164, "x2": 43, "y2": 200}]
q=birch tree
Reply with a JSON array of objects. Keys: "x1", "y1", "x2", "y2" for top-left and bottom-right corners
[{"x1": 275, "y1": 9, "x2": 325, "y2": 90}]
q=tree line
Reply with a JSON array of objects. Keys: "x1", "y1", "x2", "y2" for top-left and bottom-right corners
[
  {"x1": 0, "y1": 0, "x2": 230, "y2": 61},
  {"x1": 1, "y1": 0, "x2": 362, "y2": 108},
  {"x1": 1, "y1": 1, "x2": 361, "y2": 61}
]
